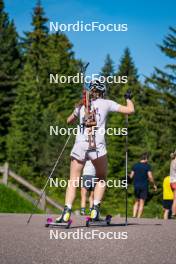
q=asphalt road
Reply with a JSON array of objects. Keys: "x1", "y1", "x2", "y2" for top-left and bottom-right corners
[{"x1": 0, "y1": 214, "x2": 175, "y2": 264}]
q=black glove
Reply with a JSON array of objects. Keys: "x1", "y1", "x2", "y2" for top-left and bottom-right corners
[{"x1": 124, "y1": 90, "x2": 132, "y2": 100}]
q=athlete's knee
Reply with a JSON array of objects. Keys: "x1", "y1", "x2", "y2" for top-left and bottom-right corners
[
  {"x1": 139, "y1": 199, "x2": 145, "y2": 205},
  {"x1": 67, "y1": 178, "x2": 79, "y2": 188}
]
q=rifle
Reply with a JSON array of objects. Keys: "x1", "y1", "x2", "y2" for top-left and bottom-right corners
[{"x1": 80, "y1": 63, "x2": 97, "y2": 151}]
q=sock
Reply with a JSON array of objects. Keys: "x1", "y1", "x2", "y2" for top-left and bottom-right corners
[
  {"x1": 66, "y1": 203, "x2": 72, "y2": 209},
  {"x1": 93, "y1": 200, "x2": 100, "y2": 206}
]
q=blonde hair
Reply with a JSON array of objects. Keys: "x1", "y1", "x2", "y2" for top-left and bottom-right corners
[{"x1": 170, "y1": 150, "x2": 176, "y2": 159}]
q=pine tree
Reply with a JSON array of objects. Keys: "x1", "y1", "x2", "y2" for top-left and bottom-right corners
[
  {"x1": 45, "y1": 32, "x2": 82, "y2": 116},
  {"x1": 7, "y1": 0, "x2": 49, "y2": 180},
  {"x1": 0, "y1": 0, "x2": 21, "y2": 162},
  {"x1": 147, "y1": 27, "x2": 176, "y2": 96},
  {"x1": 118, "y1": 48, "x2": 138, "y2": 84},
  {"x1": 101, "y1": 54, "x2": 114, "y2": 77},
  {"x1": 108, "y1": 47, "x2": 139, "y2": 101},
  {"x1": 34, "y1": 32, "x2": 82, "y2": 185},
  {"x1": 105, "y1": 48, "x2": 146, "y2": 214},
  {"x1": 7, "y1": 1, "x2": 81, "y2": 185},
  {"x1": 100, "y1": 54, "x2": 114, "y2": 93},
  {"x1": 146, "y1": 26, "x2": 176, "y2": 182},
  {"x1": 22, "y1": 0, "x2": 48, "y2": 81},
  {"x1": 7, "y1": 62, "x2": 43, "y2": 180}
]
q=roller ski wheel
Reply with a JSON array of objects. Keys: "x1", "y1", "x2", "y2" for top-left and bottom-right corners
[
  {"x1": 45, "y1": 205, "x2": 72, "y2": 228},
  {"x1": 45, "y1": 217, "x2": 72, "y2": 229},
  {"x1": 85, "y1": 215, "x2": 112, "y2": 227},
  {"x1": 86, "y1": 216, "x2": 91, "y2": 227},
  {"x1": 106, "y1": 215, "x2": 112, "y2": 225}
]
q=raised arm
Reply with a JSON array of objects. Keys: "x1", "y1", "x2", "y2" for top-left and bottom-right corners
[
  {"x1": 118, "y1": 90, "x2": 134, "y2": 114},
  {"x1": 118, "y1": 99, "x2": 135, "y2": 114}
]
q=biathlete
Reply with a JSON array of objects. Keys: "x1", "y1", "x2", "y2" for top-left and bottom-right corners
[
  {"x1": 80, "y1": 160, "x2": 96, "y2": 215},
  {"x1": 56, "y1": 80, "x2": 135, "y2": 223}
]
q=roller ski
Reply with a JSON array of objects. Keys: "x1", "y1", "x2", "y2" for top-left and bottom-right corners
[
  {"x1": 45, "y1": 206, "x2": 72, "y2": 229},
  {"x1": 85, "y1": 204, "x2": 112, "y2": 227}
]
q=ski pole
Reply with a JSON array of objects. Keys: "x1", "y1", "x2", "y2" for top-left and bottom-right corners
[
  {"x1": 26, "y1": 133, "x2": 72, "y2": 224},
  {"x1": 125, "y1": 114, "x2": 128, "y2": 226}
]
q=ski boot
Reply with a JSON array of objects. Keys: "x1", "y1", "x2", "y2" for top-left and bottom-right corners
[
  {"x1": 90, "y1": 204, "x2": 101, "y2": 221},
  {"x1": 89, "y1": 207, "x2": 93, "y2": 214},
  {"x1": 55, "y1": 206, "x2": 72, "y2": 223},
  {"x1": 86, "y1": 204, "x2": 112, "y2": 227},
  {"x1": 45, "y1": 206, "x2": 72, "y2": 229}
]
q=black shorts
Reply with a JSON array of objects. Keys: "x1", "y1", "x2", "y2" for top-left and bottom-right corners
[
  {"x1": 162, "y1": 200, "x2": 173, "y2": 210},
  {"x1": 134, "y1": 186, "x2": 148, "y2": 200},
  {"x1": 82, "y1": 175, "x2": 97, "y2": 191}
]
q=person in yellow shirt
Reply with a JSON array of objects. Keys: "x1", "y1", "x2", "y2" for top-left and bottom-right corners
[{"x1": 163, "y1": 176, "x2": 174, "y2": 219}]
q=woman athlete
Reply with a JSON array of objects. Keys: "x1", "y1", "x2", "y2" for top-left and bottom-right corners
[{"x1": 56, "y1": 80, "x2": 135, "y2": 222}]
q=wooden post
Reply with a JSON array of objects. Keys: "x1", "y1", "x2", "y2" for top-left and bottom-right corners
[
  {"x1": 40, "y1": 191, "x2": 46, "y2": 210},
  {"x1": 2, "y1": 162, "x2": 9, "y2": 185}
]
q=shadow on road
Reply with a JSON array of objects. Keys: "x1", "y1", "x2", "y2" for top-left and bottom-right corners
[{"x1": 45, "y1": 222, "x2": 162, "y2": 230}]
